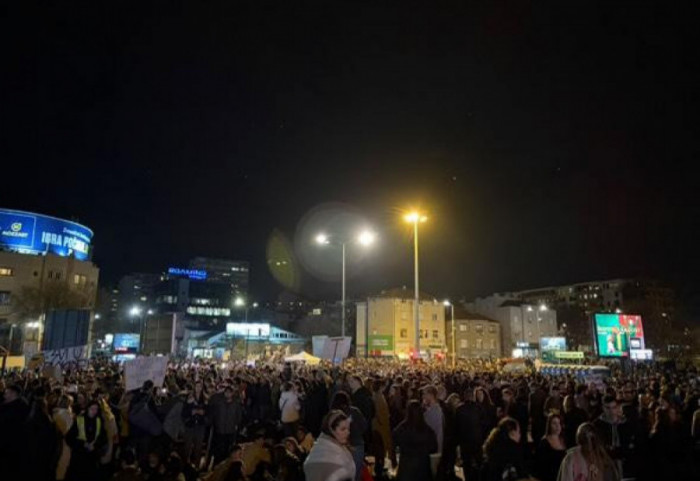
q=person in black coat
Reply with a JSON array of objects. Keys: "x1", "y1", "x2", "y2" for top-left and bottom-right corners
[
  {"x1": 562, "y1": 395, "x2": 588, "y2": 449},
  {"x1": 456, "y1": 387, "x2": 483, "y2": 481},
  {"x1": 305, "y1": 371, "x2": 329, "y2": 437},
  {"x1": 0, "y1": 384, "x2": 30, "y2": 480},
  {"x1": 393, "y1": 400, "x2": 438, "y2": 481},
  {"x1": 481, "y1": 417, "x2": 529, "y2": 481}
]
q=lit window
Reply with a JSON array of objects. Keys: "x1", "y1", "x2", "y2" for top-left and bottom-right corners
[
  {"x1": 400, "y1": 329, "x2": 407, "y2": 338},
  {"x1": 460, "y1": 339, "x2": 468, "y2": 348},
  {"x1": 475, "y1": 324, "x2": 483, "y2": 334},
  {"x1": 74, "y1": 274, "x2": 81, "y2": 284},
  {"x1": 459, "y1": 324, "x2": 467, "y2": 332},
  {"x1": 490, "y1": 339, "x2": 496, "y2": 349},
  {"x1": 0, "y1": 267, "x2": 13, "y2": 277},
  {"x1": 0, "y1": 291, "x2": 11, "y2": 305},
  {"x1": 476, "y1": 339, "x2": 483, "y2": 349}
]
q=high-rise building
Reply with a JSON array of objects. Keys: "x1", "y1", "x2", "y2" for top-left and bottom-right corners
[
  {"x1": 189, "y1": 257, "x2": 249, "y2": 299},
  {"x1": 117, "y1": 273, "x2": 161, "y2": 320}
]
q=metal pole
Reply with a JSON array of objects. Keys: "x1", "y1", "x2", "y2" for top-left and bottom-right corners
[
  {"x1": 451, "y1": 304, "x2": 456, "y2": 369},
  {"x1": 414, "y1": 221, "x2": 420, "y2": 355},
  {"x1": 341, "y1": 242, "x2": 346, "y2": 338}
]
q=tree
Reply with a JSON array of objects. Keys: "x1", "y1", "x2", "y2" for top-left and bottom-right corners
[{"x1": 11, "y1": 282, "x2": 94, "y2": 323}]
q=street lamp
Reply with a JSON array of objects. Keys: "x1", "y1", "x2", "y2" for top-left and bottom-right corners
[
  {"x1": 314, "y1": 229, "x2": 376, "y2": 338},
  {"x1": 444, "y1": 300, "x2": 455, "y2": 369},
  {"x1": 404, "y1": 210, "x2": 427, "y2": 355}
]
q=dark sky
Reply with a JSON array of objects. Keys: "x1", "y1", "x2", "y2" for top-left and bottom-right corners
[{"x1": 3, "y1": 2, "x2": 698, "y2": 304}]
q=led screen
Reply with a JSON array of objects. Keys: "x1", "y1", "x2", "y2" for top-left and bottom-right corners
[
  {"x1": 594, "y1": 314, "x2": 645, "y2": 357},
  {"x1": 113, "y1": 333, "x2": 140, "y2": 354}
]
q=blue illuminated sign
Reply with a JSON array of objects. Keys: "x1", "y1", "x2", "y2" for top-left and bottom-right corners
[
  {"x1": 113, "y1": 333, "x2": 140, "y2": 353},
  {"x1": 0, "y1": 208, "x2": 93, "y2": 261},
  {"x1": 168, "y1": 267, "x2": 207, "y2": 280}
]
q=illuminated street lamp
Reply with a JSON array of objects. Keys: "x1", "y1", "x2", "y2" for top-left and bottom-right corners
[
  {"x1": 404, "y1": 210, "x2": 427, "y2": 355},
  {"x1": 314, "y1": 229, "x2": 376, "y2": 338},
  {"x1": 444, "y1": 300, "x2": 455, "y2": 368}
]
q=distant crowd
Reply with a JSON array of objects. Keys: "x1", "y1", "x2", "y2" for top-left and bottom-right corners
[{"x1": 1, "y1": 357, "x2": 699, "y2": 481}]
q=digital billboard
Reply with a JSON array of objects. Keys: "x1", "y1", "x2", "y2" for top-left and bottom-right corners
[
  {"x1": 0, "y1": 208, "x2": 93, "y2": 260},
  {"x1": 594, "y1": 314, "x2": 645, "y2": 357},
  {"x1": 540, "y1": 337, "x2": 567, "y2": 351},
  {"x1": 113, "y1": 333, "x2": 140, "y2": 354}
]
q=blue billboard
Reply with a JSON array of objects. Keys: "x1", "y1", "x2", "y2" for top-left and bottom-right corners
[
  {"x1": 114, "y1": 333, "x2": 141, "y2": 354},
  {"x1": 0, "y1": 208, "x2": 93, "y2": 260}
]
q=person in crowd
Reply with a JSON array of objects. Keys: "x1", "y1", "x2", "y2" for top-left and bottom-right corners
[
  {"x1": 392, "y1": 399, "x2": 439, "y2": 481},
  {"x1": 692, "y1": 397, "x2": 700, "y2": 440},
  {"x1": 557, "y1": 422, "x2": 620, "y2": 481},
  {"x1": 54, "y1": 393, "x2": 75, "y2": 481},
  {"x1": 481, "y1": 417, "x2": 528, "y2": 481},
  {"x1": 330, "y1": 390, "x2": 367, "y2": 481},
  {"x1": 529, "y1": 381, "x2": 548, "y2": 442},
  {"x1": 303, "y1": 410, "x2": 356, "y2": 481},
  {"x1": 283, "y1": 436, "x2": 306, "y2": 463},
  {"x1": 422, "y1": 385, "x2": 445, "y2": 453},
  {"x1": 544, "y1": 384, "x2": 564, "y2": 416},
  {"x1": 279, "y1": 382, "x2": 301, "y2": 437},
  {"x1": 26, "y1": 391, "x2": 60, "y2": 481},
  {"x1": 441, "y1": 392, "x2": 461, "y2": 481},
  {"x1": 592, "y1": 395, "x2": 633, "y2": 478},
  {"x1": 562, "y1": 394, "x2": 588, "y2": 449},
  {"x1": 475, "y1": 386, "x2": 497, "y2": 441},
  {"x1": 457, "y1": 387, "x2": 483, "y2": 481},
  {"x1": 141, "y1": 450, "x2": 165, "y2": 480},
  {"x1": 295, "y1": 425, "x2": 315, "y2": 455},
  {"x1": 271, "y1": 443, "x2": 304, "y2": 481},
  {"x1": 0, "y1": 384, "x2": 30, "y2": 479},
  {"x1": 66, "y1": 399, "x2": 108, "y2": 481},
  {"x1": 348, "y1": 375, "x2": 375, "y2": 447},
  {"x1": 371, "y1": 378, "x2": 394, "y2": 479},
  {"x1": 305, "y1": 370, "x2": 329, "y2": 437},
  {"x1": 535, "y1": 413, "x2": 567, "y2": 481},
  {"x1": 114, "y1": 448, "x2": 146, "y2": 481},
  {"x1": 647, "y1": 405, "x2": 689, "y2": 479},
  {"x1": 182, "y1": 381, "x2": 208, "y2": 467},
  {"x1": 210, "y1": 385, "x2": 244, "y2": 464},
  {"x1": 162, "y1": 451, "x2": 187, "y2": 481}
]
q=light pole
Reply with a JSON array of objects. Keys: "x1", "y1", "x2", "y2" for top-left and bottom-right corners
[
  {"x1": 404, "y1": 211, "x2": 427, "y2": 356},
  {"x1": 315, "y1": 230, "x2": 376, "y2": 338},
  {"x1": 444, "y1": 300, "x2": 455, "y2": 368}
]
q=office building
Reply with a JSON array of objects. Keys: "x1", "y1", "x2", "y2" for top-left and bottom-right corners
[{"x1": 189, "y1": 257, "x2": 249, "y2": 298}]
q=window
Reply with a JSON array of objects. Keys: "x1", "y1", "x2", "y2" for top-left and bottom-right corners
[
  {"x1": 401, "y1": 311, "x2": 408, "y2": 320},
  {"x1": 432, "y1": 330, "x2": 438, "y2": 339},
  {"x1": 0, "y1": 268, "x2": 12, "y2": 277},
  {"x1": 431, "y1": 313, "x2": 438, "y2": 321},
  {"x1": 488, "y1": 324, "x2": 496, "y2": 333},
  {"x1": 0, "y1": 291, "x2": 11, "y2": 305},
  {"x1": 55, "y1": 271, "x2": 62, "y2": 280},
  {"x1": 476, "y1": 339, "x2": 483, "y2": 349},
  {"x1": 490, "y1": 339, "x2": 496, "y2": 349},
  {"x1": 475, "y1": 324, "x2": 483, "y2": 334},
  {"x1": 400, "y1": 328, "x2": 407, "y2": 338},
  {"x1": 459, "y1": 324, "x2": 467, "y2": 332},
  {"x1": 460, "y1": 339, "x2": 468, "y2": 349}
]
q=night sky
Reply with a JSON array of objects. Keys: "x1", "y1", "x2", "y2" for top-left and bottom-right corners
[{"x1": 3, "y1": 3, "x2": 698, "y2": 306}]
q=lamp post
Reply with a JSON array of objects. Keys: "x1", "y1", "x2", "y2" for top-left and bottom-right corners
[
  {"x1": 444, "y1": 300, "x2": 455, "y2": 369},
  {"x1": 404, "y1": 211, "x2": 427, "y2": 356},
  {"x1": 315, "y1": 230, "x2": 376, "y2": 339}
]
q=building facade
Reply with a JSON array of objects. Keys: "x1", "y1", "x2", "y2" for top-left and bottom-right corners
[
  {"x1": 0, "y1": 209, "x2": 98, "y2": 354},
  {"x1": 189, "y1": 257, "x2": 249, "y2": 299},
  {"x1": 467, "y1": 295, "x2": 558, "y2": 357},
  {"x1": 445, "y1": 311, "x2": 502, "y2": 359},
  {"x1": 356, "y1": 288, "x2": 446, "y2": 358}
]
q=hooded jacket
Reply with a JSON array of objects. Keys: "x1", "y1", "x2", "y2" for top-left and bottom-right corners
[{"x1": 279, "y1": 389, "x2": 301, "y2": 423}]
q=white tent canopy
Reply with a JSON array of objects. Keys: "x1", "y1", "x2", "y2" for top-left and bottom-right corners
[{"x1": 284, "y1": 350, "x2": 321, "y2": 365}]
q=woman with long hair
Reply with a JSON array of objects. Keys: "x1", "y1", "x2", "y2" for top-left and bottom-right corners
[
  {"x1": 303, "y1": 410, "x2": 356, "y2": 481},
  {"x1": 535, "y1": 413, "x2": 567, "y2": 481},
  {"x1": 392, "y1": 399, "x2": 438, "y2": 481},
  {"x1": 481, "y1": 416, "x2": 529, "y2": 481},
  {"x1": 557, "y1": 422, "x2": 620, "y2": 481},
  {"x1": 475, "y1": 387, "x2": 497, "y2": 441}
]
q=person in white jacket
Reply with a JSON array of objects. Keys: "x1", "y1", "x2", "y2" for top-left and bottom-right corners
[
  {"x1": 279, "y1": 382, "x2": 301, "y2": 437},
  {"x1": 304, "y1": 410, "x2": 356, "y2": 481}
]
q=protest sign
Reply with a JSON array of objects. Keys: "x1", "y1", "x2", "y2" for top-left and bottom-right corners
[
  {"x1": 124, "y1": 356, "x2": 168, "y2": 391},
  {"x1": 43, "y1": 345, "x2": 90, "y2": 367}
]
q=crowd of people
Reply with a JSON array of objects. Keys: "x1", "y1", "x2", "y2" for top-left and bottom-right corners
[{"x1": 1, "y1": 356, "x2": 699, "y2": 481}]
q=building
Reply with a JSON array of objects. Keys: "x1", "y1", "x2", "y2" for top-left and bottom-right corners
[
  {"x1": 117, "y1": 273, "x2": 160, "y2": 324},
  {"x1": 445, "y1": 309, "x2": 502, "y2": 359},
  {"x1": 0, "y1": 208, "x2": 98, "y2": 353},
  {"x1": 505, "y1": 278, "x2": 677, "y2": 351},
  {"x1": 466, "y1": 295, "x2": 557, "y2": 357},
  {"x1": 356, "y1": 287, "x2": 446, "y2": 358},
  {"x1": 189, "y1": 257, "x2": 249, "y2": 299}
]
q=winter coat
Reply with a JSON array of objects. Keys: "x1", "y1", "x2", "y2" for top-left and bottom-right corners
[
  {"x1": 392, "y1": 420, "x2": 438, "y2": 481},
  {"x1": 557, "y1": 446, "x2": 617, "y2": 481},
  {"x1": 279, "y1": 390, "x2": 301, "y2": 423},
  {"x1": 482, "y1": 438, "x2": 528, "y2": 481},
  {"x1": 99, "y1": 397, "x2": 119, "y2": 464},
  {"x1": 351, "y1": 386, "x2": 375, "y2": 427},
  {"x1": 456, "y1": 401, "x2": 482, "y2": 456},
  {"x1": 303, "y1": 433, "x2": 356, "y2": 481},
  {"x1": 209, "y1": 392, "x2": 243, "y2": 435},
  {"x1": 345, "y1": 405, "x2": 367, "y2": 447},
  {"x1": 372, "y1": 391, "x2": 393, "y2": 457}
]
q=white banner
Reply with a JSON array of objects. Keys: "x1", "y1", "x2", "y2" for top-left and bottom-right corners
[
  {"x1": 124, "y1": 356, "x2": 168, "y2": 391},
  {"x1": 319, "y1": 336, "x2": 352, "y2": 362},
  {"x1": 43, "y1": 345, "x2": 90, "y2": 367}
]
